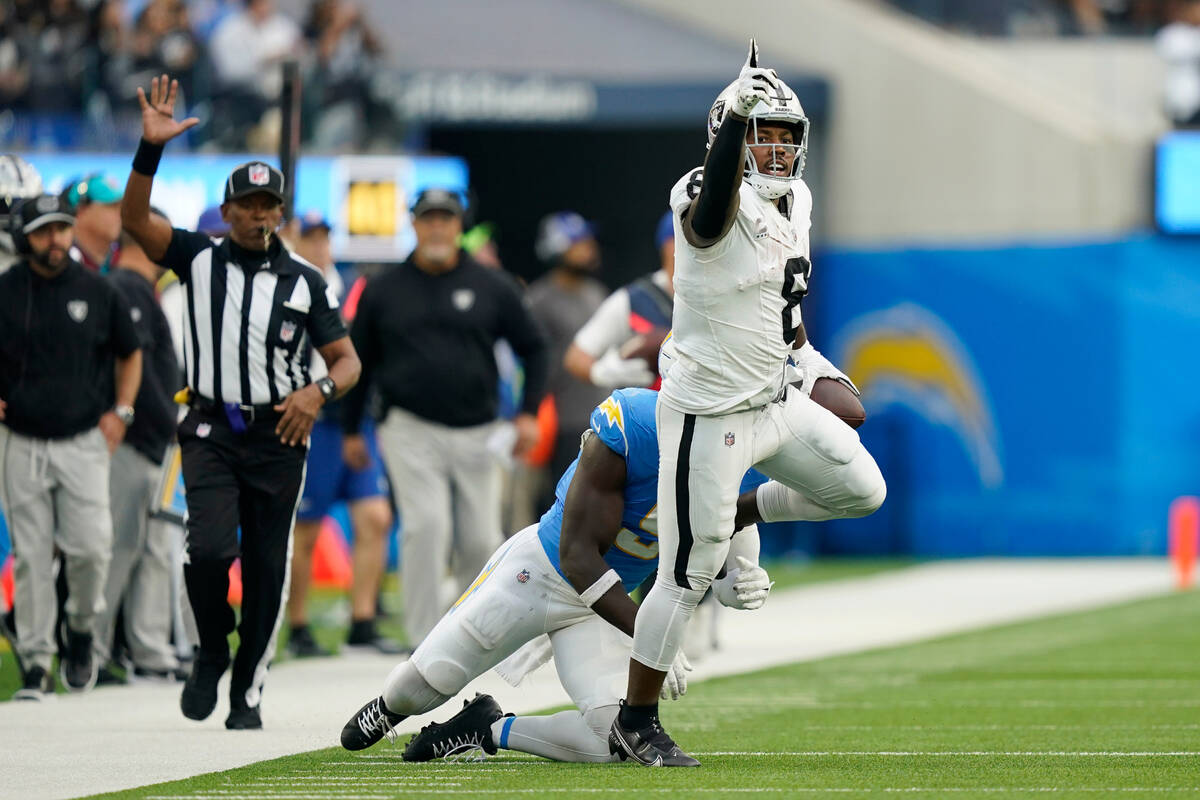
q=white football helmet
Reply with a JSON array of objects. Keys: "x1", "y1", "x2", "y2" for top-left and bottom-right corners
[
  {"x1": 707, "y1": 41, "x2": 809, "y2": 201},
  {"x1": 0, "y1": 154, "x2": 44, "y2": 256}
]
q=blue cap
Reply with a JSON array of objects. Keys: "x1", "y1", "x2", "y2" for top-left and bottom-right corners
[
  {"x1": 655, "y1": 210, "x2": 674, "y2": 249},
  {"x1": 300, "y1": 209, "x2": 331, "y2": 235},
  {"x1": 535, "y1": 211, "x2": 595, "y2": 263},
  {"x1": 197, "y1": 205, "x2": 228, "y2": 236}
]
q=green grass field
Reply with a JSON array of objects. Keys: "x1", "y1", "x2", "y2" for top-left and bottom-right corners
[
  {"x1": 0, "y1": 558, "x2": 911, "y2": 702},
  {"x1": 83, "y1": 587, "x2": 1200, "y2": 800}
]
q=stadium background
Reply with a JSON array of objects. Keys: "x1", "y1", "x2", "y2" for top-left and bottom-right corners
[{"x1": 2, "y1": 0, "x2": 1199, "y2": 590}]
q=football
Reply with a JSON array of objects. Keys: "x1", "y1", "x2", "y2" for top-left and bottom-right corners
[
  {"x1": 808, "y1": 377, "x2": 866, "y2": 429},
  {"x1": 619, "y1": 326, "x2": 670, "y2": 372}
]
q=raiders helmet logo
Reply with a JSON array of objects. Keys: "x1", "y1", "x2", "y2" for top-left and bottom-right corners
[
  {"x1": 452, "y1": 289, "x2": 475, "y2": 312},
  {"x1": 37, "y1": 195, "x2": 60, "y2": 213},
  {"x1": 248, "y1": 163, "x2": 270, "y2": 185},
  {"x1": 67, "y1": 300, "x2": 88, "y2": 322}
]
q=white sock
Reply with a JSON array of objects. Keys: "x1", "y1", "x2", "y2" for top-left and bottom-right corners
[{"x1": 491, "y1": 711, "x2": 616, "y2": 763}]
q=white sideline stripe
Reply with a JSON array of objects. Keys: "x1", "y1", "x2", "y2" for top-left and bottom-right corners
[{"x1": 696, "y1": 751, "x2": 1200, "y2": 757}]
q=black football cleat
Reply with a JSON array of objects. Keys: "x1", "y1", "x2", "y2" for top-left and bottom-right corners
[
  {"x1": 609, "y1": 706, "x2": 700, "y2": 767},
  {"x1": 225, "y1": 703, "x2": 263, "y2": 730},
  {"x1": 341, "y1": 696, "x2": 406, "y2": 751},
  {"x1": 180, "y1": 651, "x2": 230, "y2": 721},
  {"x1": 402, "y1": 693, "x2": 506, "y2": 762}
]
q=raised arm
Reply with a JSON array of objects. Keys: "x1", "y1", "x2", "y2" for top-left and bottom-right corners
[
  {"x1": 683, "y1": 53, "x2": 785, "y2": 248},
  {"x1": 558, "y1": 431, "x2": 637, "y2": 637},
  {"x1": 121, "y1": 74, "x2": 199, "y2": 263}
]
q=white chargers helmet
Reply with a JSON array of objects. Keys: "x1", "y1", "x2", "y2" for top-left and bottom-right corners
[
  {"x1": 0, "y1": 154, "x2": 44, "y2": 256},
  {"x1": 707, "y1": 41, "x2": 809, "y2": 201}
]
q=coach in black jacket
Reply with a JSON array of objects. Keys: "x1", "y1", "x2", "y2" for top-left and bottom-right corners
[
  {"x1": 342, "y1": 188, "x2": 548, "y2": 646},
  {"x1": 94, "y1": 209, "x2": 185, "y2": 681}
]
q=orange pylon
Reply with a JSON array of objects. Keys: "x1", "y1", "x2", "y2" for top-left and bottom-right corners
[{"x1": 1168, "y1": 496, "x2": 1199, "y2": 589}]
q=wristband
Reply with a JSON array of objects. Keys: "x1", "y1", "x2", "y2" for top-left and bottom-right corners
[
  {"x1": 579, "y1": 569, "x2": 622, "y2": 607},
  {"x1": 132, "y1": 139, "x2": 164, "y2": 176}
]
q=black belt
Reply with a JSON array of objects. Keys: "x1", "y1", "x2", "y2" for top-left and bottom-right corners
[{"x1": 189, "y1": 395, "x2": 279, "y2": 424}]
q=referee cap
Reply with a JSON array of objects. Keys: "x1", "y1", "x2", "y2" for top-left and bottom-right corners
[{"x1": 224, "y1": 161, "x2": 285, "y2": 204}]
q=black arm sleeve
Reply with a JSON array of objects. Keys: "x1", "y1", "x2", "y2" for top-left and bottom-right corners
[
  {"x1": 109, "y1": 288, "x2": 141, "y2": 358},
  {"x1": 341, "y1": 282, "x2": 376, "y2": 435},
  {"x1": 496, "y1": 277, "x2": 549, "y2": 416},
  {"x1": 690, "y1": 115, "x2": 749, "y2": 241},
  {"x1": 159, "y1": 229, "x2": 213, "y2": 282}
]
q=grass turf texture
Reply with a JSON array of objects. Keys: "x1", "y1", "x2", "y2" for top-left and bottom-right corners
[
  {"x1": 83, "y1": 587, "x2": 1200, "y2": 800},
  {"x1": 0, "y1": 559, "x2": 911, "y2": 702}
]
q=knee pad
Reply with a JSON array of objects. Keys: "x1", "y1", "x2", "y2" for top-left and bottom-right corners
[
  {"x1": 583, "y1": 704, "x2": 619, "y2": 742},
  {"x1": 383, "y1": 660, "x2": 452, "y2": 716}
]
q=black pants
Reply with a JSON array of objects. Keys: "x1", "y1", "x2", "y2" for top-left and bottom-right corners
[{"x1": 178, "y1": 407, "x2": 306, "y2": 710}]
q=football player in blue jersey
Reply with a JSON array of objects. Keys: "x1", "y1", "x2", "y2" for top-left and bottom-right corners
[{"x1": 339, "y1": 387, "x2": 777, "y2": 762}]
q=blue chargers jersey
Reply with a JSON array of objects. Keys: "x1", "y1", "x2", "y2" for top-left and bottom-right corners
[{"x1": 537, "y1": 388, "x2": 768, "y2": 593}]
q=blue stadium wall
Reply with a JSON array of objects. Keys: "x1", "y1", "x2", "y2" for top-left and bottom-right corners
[{"x1": 787, "y1": 233, "x2": 1200, "y2": 557}]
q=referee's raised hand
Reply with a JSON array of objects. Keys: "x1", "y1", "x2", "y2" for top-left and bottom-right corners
[
  {"x1": 137, "y1": 73, "x2": 199, "y2": 145},
  {"x1": 274, "y1": 384, "x2": 325, "y2": 447}
]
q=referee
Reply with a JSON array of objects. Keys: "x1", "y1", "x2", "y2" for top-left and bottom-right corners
[{"x1": 120, "y1": 75, "x2": 361, "y2": 729}]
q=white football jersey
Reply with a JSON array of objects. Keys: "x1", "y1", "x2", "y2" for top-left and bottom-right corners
[{"x1": 659, "y1": 168, "x2": 813, "y2": 415}]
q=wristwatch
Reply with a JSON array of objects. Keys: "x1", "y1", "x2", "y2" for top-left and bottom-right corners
[
  {"x1": 114, "y1": 404, "x2": 136, "y2": 426},
  {"x1": 316, "y1": 376, "x2": 336, "y2": 402}
]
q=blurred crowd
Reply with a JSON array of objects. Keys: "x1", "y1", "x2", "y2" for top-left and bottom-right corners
[
  {"x1": 886, "y1": 0, "x2": 1184, "y2": 36},
  {"x1": 0, "y1": 0, "x2": 393, "y2": 151}
]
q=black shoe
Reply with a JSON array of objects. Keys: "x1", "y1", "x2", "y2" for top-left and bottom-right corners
[
  {"x1": 226, "y1": 703, "x2": 263, "y2": 730},
  {"x1": 60, "y1": 628, "x2": 97, "y2": 692},
  {"x1": 402, "y1": 693, "x2": 506, "y2": 762},
  {"x1": 180, "y1": 651, "x2": 229, "y2": 721},
  {"x1": 341, "y1": 695, "x2": 407, "y2": 751},
  {"x1": 345, "y1": 619, "x2": 409, "y2": 656},
  {"x1": 13, "y1": 665, "x2": 54, "y2": 701},
  {"x1": 608, "y1": 702, "x2": 700, "y2": 767},
  {"x1": 286, "y1": 625, "x2": 332, "y2": 658}
]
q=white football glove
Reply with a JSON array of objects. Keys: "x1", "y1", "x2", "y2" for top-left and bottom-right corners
[
  {"x1": 660, "y1": 649, "x2": 693, "y2": 701},
  {"x1": 788, "y1": 342, "x2": 860, "y2": 397},
  {"x1": 712, "y1": 556, "x2": 774, "y2": 611},
  {"x1": 590, "y1": 348, "x2": 654, "y2": 389},
  {"x1": 731, "y1": 64, "x2": 783, "y2": 118}
]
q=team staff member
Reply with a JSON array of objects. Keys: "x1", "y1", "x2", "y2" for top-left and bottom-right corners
[
  {"x1": 0, "y1": 194, "x2": 142, "y2": 698},
  {"x1": 94, "y1": 210, "x2": 185, "y2": 682},
  {"x1": 120, "y1": 75, "x2": 361, "y2": 729},
  {"x1": 343, "y1": 188, "x2": 548, "y2": 646}
]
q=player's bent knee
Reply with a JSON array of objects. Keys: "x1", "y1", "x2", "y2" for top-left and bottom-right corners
[{"x1": 841, "y1": 457, "x2": 887, "y2": 518}]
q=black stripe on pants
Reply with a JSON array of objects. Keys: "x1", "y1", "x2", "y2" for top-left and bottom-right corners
[
  {"x1": 179, "y1": 408, "x2": 305, "y2": 709},
  {"x1": 672, "y1": 413, "x2": 697, "y2": 589}
]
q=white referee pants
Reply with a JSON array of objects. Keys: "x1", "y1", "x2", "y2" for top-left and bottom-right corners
[
  {"x1": 631, "y1": 389, "x2": 885, "y2": 671},
  {"x1": 0, "y1": 425, "x2": 113, "y2": 672},
  {"x1": 376, "y1": 407, "x2": 504, "y2": 646}
]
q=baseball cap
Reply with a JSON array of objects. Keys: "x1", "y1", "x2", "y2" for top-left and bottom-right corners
[
  {"x1": 655, "y1": 210, "x2": 674, "y2": 249},
  {"x1": 299, "y1": 209, "x2": 331, "y2": 235},
  {"x1": 15, "y1": 193, "x2": 75, "y2": 233},
  {"x1": 197, "y1": 204, "x2": 228, "y2": 236},
  {"x1": 535, "y1": 211, "x2": 595, "y2": 263},
  {"x1": 66, "y1": 173, "x2": 122, "y2": 207},
  {"x1": 223, "y1": 161, "x2": 285, "y2": 204},
  {"x1": 411, "y1": 188, "x2": 464, "y2": 218}
]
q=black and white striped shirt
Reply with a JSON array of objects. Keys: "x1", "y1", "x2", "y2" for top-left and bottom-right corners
[{"x1": 159, "y1": 229, "x2": 347, "y2": 406}]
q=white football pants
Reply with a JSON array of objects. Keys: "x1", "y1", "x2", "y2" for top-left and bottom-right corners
[{"x1": 631, "y1": 389, "x2": 886, "y2": 671}]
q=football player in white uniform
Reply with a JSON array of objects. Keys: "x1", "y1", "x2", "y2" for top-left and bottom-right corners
[{"x1": 609, "y1": 42, "x2": 887, "y2": 767}]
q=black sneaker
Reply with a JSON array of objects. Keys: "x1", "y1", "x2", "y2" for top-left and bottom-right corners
[
  {"x1": 608, "y1": 703, "x2": 700, "y2": 767},
  {"x1": 226, "y1": 703, "x2": 263, "y2": 730},
  {"x1": 60, "y1": 628, "x2": 97, "y2": 692},
  {"x1": 341, "y1": 695, "x2": 407, "y2": 751},
  {"x1": 345, "y1": 619, "x2": 409, "y2": 656},
  {"x1": 402, "y1": 693, "x2": 506, "y2": 762},
  {"x1": 286, "y1": 625, "x2": 332, "y2": 658},
  {"x1": 13, "y1": 665, "x2": 54, "y2": 701},
  {"x1": 180, "y1": 651, "x2": 229, "y2": 721}
]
